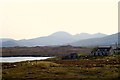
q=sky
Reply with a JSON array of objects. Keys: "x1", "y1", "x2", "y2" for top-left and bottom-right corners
[{"x1": 0, "y1": 0, "x2": 119, "y2": 40}]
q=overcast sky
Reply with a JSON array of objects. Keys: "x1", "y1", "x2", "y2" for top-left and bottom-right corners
[{"x1": 0, "y1": 0, "x2": 119, "y2": 40}]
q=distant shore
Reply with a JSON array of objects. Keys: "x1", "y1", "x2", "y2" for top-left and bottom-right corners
[{"x1": 1, "y1": 46, "x2": 92, "y2": 57}]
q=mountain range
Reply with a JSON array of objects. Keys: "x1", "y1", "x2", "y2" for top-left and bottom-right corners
[{"x1": 0, "y1": 31, "x2": 119, "y2": 47}]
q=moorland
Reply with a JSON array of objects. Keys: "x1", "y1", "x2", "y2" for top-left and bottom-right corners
[{"x1": 1, "y1": 50, "x2": 120, "y2": 80}]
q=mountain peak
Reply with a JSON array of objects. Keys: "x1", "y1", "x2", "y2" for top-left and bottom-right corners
[
  {"x1": 92, "y1": 33, "x2": 107, "y2": 38},
  {"x1": 93, "y1": 32, "x2": 106, "y2": 35},
  {"x1": 50, "y1": 31, "x2": 72, "y2": 37}
]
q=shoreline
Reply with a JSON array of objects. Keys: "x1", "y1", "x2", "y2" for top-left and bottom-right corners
[{"x1": 0, "y1": 57, "x2": 53, "y2": 63}]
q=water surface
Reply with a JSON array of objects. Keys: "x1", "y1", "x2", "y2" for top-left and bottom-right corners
[{"x1": 0, "y1": 57, "x2": 51, "y2": 63}]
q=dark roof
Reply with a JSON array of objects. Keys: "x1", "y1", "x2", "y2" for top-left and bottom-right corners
[{"x1": 95, "y1": 46, "x2": 112, "y2": 52}]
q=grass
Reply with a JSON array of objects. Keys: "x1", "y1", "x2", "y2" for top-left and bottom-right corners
[{"x1": 1, "y1": 55, "x2": 120, "y2": 80}]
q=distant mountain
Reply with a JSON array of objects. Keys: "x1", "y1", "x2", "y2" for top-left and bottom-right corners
[
  {"x1": 1, "y1": 31, "x2": 108, "y2": 47},
  {"x1": 18, "y1": 31, "x2": 74, "y2": 46},
  {"x1": 70, "y1": 33, "x2": 119, "y2": 47},
  {"x1": 92, "y1": 33, "x2": 107, "y2": 38},
  {"x1": 0, "y1": 38, "x2": 18, "y2": 47},
  {"x1": 49, "y1": 31, "x2": 72, "y2": 38},
  {"x1": 2, "y1": 40, "x2": 19, "y2": 47},
  {"x1": 0, "y1": 38, "x2": 15, "y2": 42},
  {"x1": 74, "y1": 33, "x2": 106, "y2": 40}
]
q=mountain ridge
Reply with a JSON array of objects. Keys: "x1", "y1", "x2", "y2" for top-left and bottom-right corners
[
  {"x1": 70, "y1": 32, "x2": 119, "y2": 47},
  {"x1": 0, "y1": 31, "x2": 109, "y2": 47}
]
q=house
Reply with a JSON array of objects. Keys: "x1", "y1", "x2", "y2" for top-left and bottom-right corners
[{"x1": 92, "y1": 46, "x2": 114, "y2": 56}]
